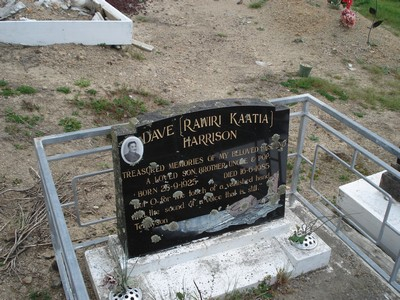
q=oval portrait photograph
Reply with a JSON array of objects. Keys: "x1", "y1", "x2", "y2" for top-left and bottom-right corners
[{"x1": 121, "y1": 136, "x2": 144, "y2": 165}]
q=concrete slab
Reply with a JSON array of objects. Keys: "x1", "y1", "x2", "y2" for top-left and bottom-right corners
[
  {"x1": 85, "y1": 208, "x2": 331, "y2": 299},
  {"x1": 338, "y1": 171, "x2": 400, "y2": 259}
]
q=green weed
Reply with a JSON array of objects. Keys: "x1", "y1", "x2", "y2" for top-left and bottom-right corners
[
  {"x1": 1, "y1": 87, "x2": 17, "y2": 97},
  {"x1": 56, "y1": 86, "x2": 71, "y2": 94},
  {"x1": 90, "y1": 98, "x2": 112, "y2": 113},
  {"x1": 308, "y1": 134, "x2": 319, "y2": 142},
  {"x1": 13, "y1": 143, "x2": 27, "y2": 150},
  {"x1": 86, "y1": 89, "x2": 97, "y2": 96},
  {"x1": 112, "y1": 96, "x2": 147, "y2": 120},
  {"x1": 281, "y1": 77, "x2": 348, "y2": 101},
  {"x1": 353, "y1": 111, "x2": 364, "y2": 118},
  {"x1": 74, "y1": 78, "x2": 91, "y2": 88},
  {"x1": 136, "y1": 15, "x2": 149, "y2": 22},
  {"x1": 29, "y1": 290, "x2": 51, "y2": 300},
  {"x1": 154, "y1": 97, "x2": 170, "y2": 106},
  {"x1": 5, "y1": 108, "x2": 42, "y2": 126},
  {"x1": 16, "y1": 85, "x2": 37, "y2": 94},
  {"x1": 216, "y1": 32, "x2": 228, "y2": 38},
  {"x1": 339, "y1": 174, "x2": 350, "y2": 182},
  {"x1": 0, "y1": 79, "x2": 7, "y2": 87},
  {"x1": 248, "y1": 0, "x2": 268, "y2": 9},
  {"x1": 316, "y1": 89, "x2": 335, "y2": 102},
  {"x1": 58, "y1": 117, "x2": 82, "y2": 132},
  {"x1": 131, "y1": 51, "x2": 146, "y2": 61}
]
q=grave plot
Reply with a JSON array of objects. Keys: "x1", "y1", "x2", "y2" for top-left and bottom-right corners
[{"x1": 0, "y1": 0, "x2": 133, "y2": 45}]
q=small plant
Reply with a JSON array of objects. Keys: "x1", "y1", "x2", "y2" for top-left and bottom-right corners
[
  {"x1": 131, "y1": 51, "x2": 146, "y2": 61},
  {"x1": 56, "y1": 86, "x2": 71, "y2": 94},
  {"x1": 339, "y1": 174, "x2": 350, "y2": 182},
  {"x1": 29, "y1": 290, "x2": 51, "y2": 300},
  {"x1": 5, "y1": 108, "x2": 42, "y2": 126},
  {"x1": 13, "y1": 143, "x2": 27, "y2": 150},
  {"x1": 74, "y1": 78, "x2": 91, "y2": 88},
  {"x1": 105, "y1": 238, "x2": 142, "y2": 300},
  {"x1": 216, "y1": 32, "x2": 228, "y2": 38},
  {"x1": 16, "y1": 85, "x2": 37, "y2": 94},
  {"x1": 327, "y1": 0, "x2": 342, "y2": 9},
  {"x1": 86, "y1": 89, "x2": 97, "y2": 96},
  {"x1": 281, "y1": 77, "x2": 348, "y2": 101},
  {"x1": 248, "y1": 0, "x2": 268, "y2": 9},
  {"x1": 316, "y1": 89, "x2": 336, "y2": 101},
  {"x1": 1, "y1": 87, "x2": 17, "y2": 97},
  {"x1": 136, "y1": 15, "x2": 149, "y2": 22},
  {"x1": 253, "y1": 277, "x2": 274, "y2": 299},
  {"x1": 72, "y1": 96, "x2": 86, "y2": 109},
  {"x1": 353, "y1": 111, "x2": 364, "y2": 118},
  {"x1": 367, "y1": 0, "x2": 384, "y2": 45},
  {"x1": 308, "y1": 134, "x2": 319, "y2": 142},
  {"x1": 0, "y1": 79, "x2": 7, "y2": 87},
  {"x1": 274, "y1": 267, "x2": 291, "y2": 287},
  {"x1": 153, "y1": 97, "x2": 170, "y2": 106},
  {"x1": 58, "y1": 117, "x2": 82, "y2": 132}
]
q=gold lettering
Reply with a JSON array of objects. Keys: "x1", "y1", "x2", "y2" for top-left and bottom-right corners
[
  {"x1": 141, "y1": 125, "x2": 175, "y2": 144},
  {"x1": 230, "y1": 112, "x2": 270, "y2": 127},
  {"x1": 183, "y1": 130, "x2": 237, "y2": 148},
  {"x1": 168, "y1": 157, "x2": 204, "y2": 169},
  {"x1": 181, "y1": 115, "x2": 222, "y2": 134}
]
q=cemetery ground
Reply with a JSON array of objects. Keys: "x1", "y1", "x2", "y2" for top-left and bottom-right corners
[{"x1": 1, "y1": 0, "x2": 400, "y2": 299}]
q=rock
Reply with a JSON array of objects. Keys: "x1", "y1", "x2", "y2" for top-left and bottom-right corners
[
  {"x1": 22, "y1": 276, "x2": 33, "y2": 284},
  {"x1": 51, "y1": 277, "x2": 62, "y2": 288},
  {"x1": 0, "y1": 0, "x2": 26, "y2": 20},
  {"x1": 41, "y1": 249, "x2": 55, "y2": 259}
]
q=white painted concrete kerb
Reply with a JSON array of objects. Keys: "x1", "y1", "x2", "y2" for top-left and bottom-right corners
[
  {"x1": 0, "y1": 0, "x2": 133, "y2": 45},
  {"x1": 338, "y1": 171, "x2": 400, "y2": 260}
]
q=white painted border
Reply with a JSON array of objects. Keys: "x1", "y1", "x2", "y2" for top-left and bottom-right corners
[{"x1": 0, "y1": 0, "x2": 133, "y2": 45}]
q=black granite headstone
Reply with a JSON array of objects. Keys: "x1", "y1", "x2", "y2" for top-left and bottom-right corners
[{"x1": 112, "y1": 99, "x2": 289, "y2": 258}]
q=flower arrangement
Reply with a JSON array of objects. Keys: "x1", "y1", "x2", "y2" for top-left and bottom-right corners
[
  {"x1": 340, "y1": 0, "x2": 356, "y2": 28},
  {"x1": 341, "y1": 8, "x2": 356, "y2": 28},
  {"x1": 327, "y1": 0, "x2": 356, "y2": 28}
]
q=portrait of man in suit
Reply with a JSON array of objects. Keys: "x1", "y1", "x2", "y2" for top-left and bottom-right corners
[{"x1": 121, "y1": 137, "x2": 143, "y2": 164}]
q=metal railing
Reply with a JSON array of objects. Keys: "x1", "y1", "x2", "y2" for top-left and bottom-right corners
[{"x1": 34, "y1": 94, "x2": 400, "y2": 299}]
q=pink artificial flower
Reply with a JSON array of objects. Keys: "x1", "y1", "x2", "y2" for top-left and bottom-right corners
[{"x1": 341, "y1": 8, "x2": 356, "y2": 28}]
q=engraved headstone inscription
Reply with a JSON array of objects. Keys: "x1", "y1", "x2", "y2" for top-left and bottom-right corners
[{"x1": 112, "y1": 99, "x2": 289, "y2": 258}]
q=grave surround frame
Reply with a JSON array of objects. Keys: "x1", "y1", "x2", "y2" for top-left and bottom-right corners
[
  {"x1": 34, "y1": 94, "x2": 400, "y2": 299},
  {"x1": 0, "y1": 0, "x2": 133, "y2": 45}
]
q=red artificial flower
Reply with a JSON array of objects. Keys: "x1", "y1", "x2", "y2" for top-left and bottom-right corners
[{"x1": 342, "y1": 0, "x2": 353, "y2": 9}]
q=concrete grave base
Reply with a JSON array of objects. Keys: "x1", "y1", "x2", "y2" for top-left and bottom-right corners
[
  {"x1": 338, "y1": 171, "x2": 400, "y2": 260},
  {"x1": 0, "y1": 0, "x2": 133, "y2": 46},
  {"x1": 85, "y1": 208, "x2": 331, "y2": 299}
]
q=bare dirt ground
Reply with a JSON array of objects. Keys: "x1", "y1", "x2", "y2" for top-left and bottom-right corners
[{"x1": 1, "y1": 0, "x2": 400, "y2": 299}]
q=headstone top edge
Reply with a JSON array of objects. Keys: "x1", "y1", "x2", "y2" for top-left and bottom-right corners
[{"x1": 112, "y1": 98, "x2": 285, "y2": 134}]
